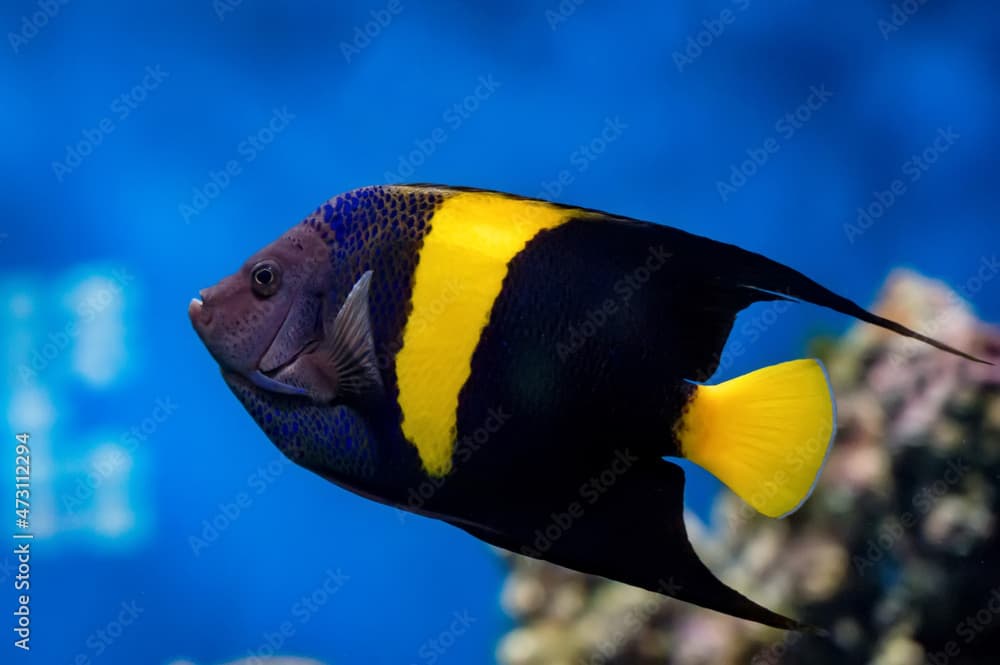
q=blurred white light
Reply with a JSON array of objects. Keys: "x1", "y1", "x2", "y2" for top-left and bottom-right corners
[
  {"x1": 89, "y1": 440, "x2": 136, "y2": 537},
  {"x1": 91, "y1": 442, "x2": 134, "y2": 477},
  {"x1": 67, "y1": 274, "x2": 128, "y2": 387},
  {"x1": 3, "y1": 268, "x2": 150, "y2": 546},
  {"x1": 6, "y1": 386, "x2": 54, "y2": 431},
  {"x1": 30, "y1": 489, "x2": 56, "y2": 538},
  {"x1": 95, "y1": 502, "x2": 133, "y2": 536}
]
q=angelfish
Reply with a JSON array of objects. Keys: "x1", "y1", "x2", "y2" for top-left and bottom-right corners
[{"x1": 189, "y1": 185, "x2": 986, "y2": 631}]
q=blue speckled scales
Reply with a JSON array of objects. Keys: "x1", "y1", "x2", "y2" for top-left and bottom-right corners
[{"x1": 230, "y1": 186, "x2": 445, "y2": 488}]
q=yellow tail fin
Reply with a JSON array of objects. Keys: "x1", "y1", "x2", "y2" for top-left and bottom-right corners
[{"x1": 678, "y1": 359, "x2": 836, "y2": 518}]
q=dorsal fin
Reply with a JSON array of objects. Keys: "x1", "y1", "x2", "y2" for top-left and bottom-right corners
[
  {"x1": 400, "y1": 184, "x2": 989, "y2": 364},
  {"x1": 655, "y1": 224, "x2": 990, "y2": 365}
]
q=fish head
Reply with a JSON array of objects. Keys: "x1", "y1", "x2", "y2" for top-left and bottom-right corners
[
  {"x1": 189, "y1": 220, "x2": 381, "y2": 484},
  {"x1": 188, "y1": 223, "x2": 334, "y2": 394}
]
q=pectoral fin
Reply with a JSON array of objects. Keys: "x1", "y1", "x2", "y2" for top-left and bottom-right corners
[{"x1": 325, "y1": 270, "x2": 383, "y2": 397}]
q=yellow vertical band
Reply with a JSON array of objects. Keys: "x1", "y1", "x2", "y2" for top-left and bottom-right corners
[{"x1": 395, "y1": 191, "x2": 574, "y2": 476}]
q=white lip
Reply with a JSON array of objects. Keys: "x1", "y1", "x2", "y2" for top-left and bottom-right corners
[{"x1": 188, "y1": 296, "x2": 212, "y2": 328}]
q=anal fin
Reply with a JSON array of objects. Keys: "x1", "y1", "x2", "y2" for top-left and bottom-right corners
[{"x1": 496, "y1": 460, "x2": 818, "y2": 631}]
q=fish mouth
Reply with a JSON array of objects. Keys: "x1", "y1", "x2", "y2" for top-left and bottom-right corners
[
  {"x1": 189, "y1": 290, "x2": 311, "y2": 397},
  {"x1": 188, "y1": 296, "x2": 210, "y2": 327}
]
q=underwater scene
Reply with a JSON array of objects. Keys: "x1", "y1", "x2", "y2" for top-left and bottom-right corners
[{"x1": 3, "y1": 1, "x2": 1000, "y2": 664}]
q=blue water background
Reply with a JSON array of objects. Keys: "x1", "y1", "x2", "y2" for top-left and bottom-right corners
[{"x1": 2, "y1": 1, "x2": 999, "y2": 663}]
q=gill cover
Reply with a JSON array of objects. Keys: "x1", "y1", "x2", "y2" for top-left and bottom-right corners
[{"x1": 267, "y1": 271, "x2": 382, "y2": 402}]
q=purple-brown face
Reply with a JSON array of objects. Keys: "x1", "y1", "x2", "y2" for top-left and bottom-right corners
[{"x1": 188, "y1": 223, "x2": 334, "y2": 394}]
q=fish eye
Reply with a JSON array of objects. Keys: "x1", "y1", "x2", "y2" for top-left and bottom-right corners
[{"x1": 250, "y1": 260, "x2": 281, "y2": 297}]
